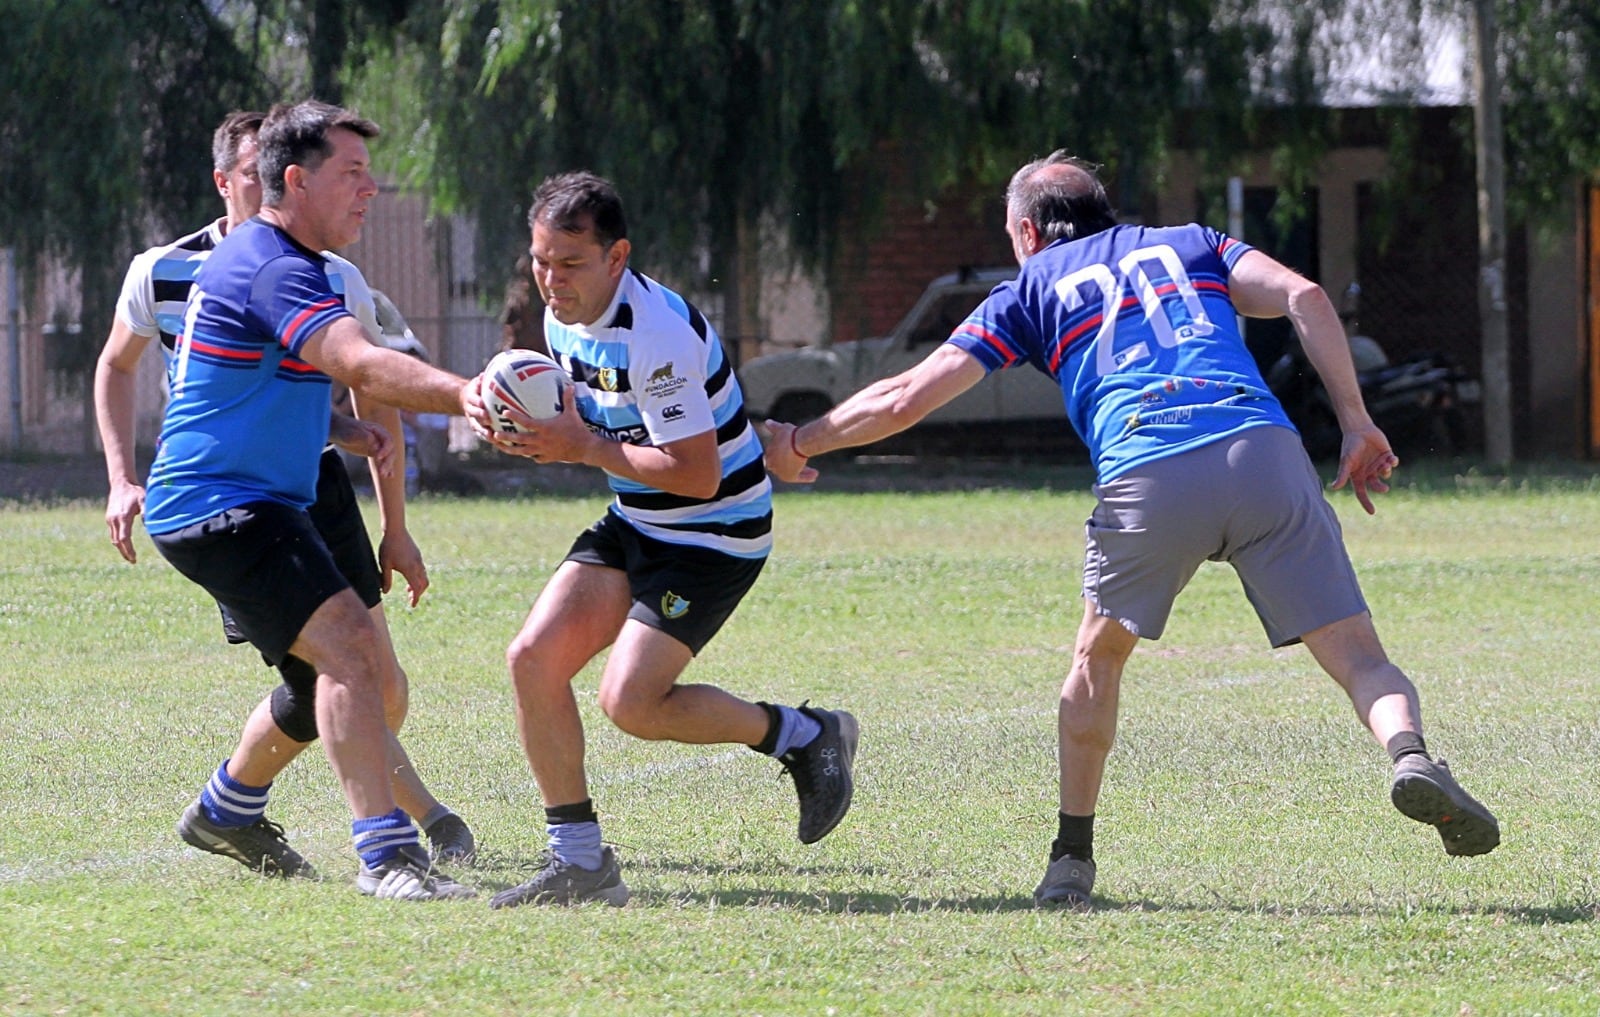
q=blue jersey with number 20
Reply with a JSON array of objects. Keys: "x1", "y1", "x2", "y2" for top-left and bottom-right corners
[{"x1": 947, "y1": 223, "x2": 1295, "y2": 482}]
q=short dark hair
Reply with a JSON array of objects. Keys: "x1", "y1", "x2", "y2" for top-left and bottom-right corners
[
  {"x1": 528, "y1": 171, "x2": 628, "y2": 249},
  {"x1": 1006, "y1": 151, "x2": 1117, "y2": 245},
  {"x1": 257, "y1": 100, "x2": 379, "y2": 206},
  {"x1": 212, "y1": 110, "x2": 264, "y2": 174}
]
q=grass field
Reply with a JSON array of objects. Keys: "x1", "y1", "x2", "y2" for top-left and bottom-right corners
[{"x1": 4, "y1": 458, "x2": 1600, "y2": 1015}]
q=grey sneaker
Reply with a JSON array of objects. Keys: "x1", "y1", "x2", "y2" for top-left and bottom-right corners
[
  {"x1": 779, "y1": 704, "x2": 859, "y2": 844},
  {"x1": 1034, "y1": 855, "x2": 1096, "y2": 910},
  {"x1": 177, "y1": 799, "x2": 316, "y2": 878},
  {"x1": 357, "y1": 843, "x2": 477, "y2": 901},
  {"x1": 1390, "y1": 754, "x2": 1500, "y2": 857},
  {"x1": 488, "y1": 847, "x2": 630, "y2": 909},
  {"x1": 425, "y1": 812, "x2": 477, "y2": 865}
]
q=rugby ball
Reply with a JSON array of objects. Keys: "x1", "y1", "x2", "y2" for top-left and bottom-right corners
[{"x1": 480, "y1": 350, "x2": 568, "y2": 432}]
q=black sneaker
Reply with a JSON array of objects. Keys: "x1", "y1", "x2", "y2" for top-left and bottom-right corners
[
  {"x1": 779, "y1": 704, "x2": 859, "y2": 844},
  {"x1": 356, "y1": 842, "x2": 477, "y2": 901},
  {"x1": 1033, "y1": 855, "x2": 1096, "y2": 910},
  {"x1": 488, "y1": 847, "x2": 630, "y2": 909},
  {"x1": 177, "y1": 799, "x2": 317, "y2": 878},
  {"x1": 424, "y1": 812, "x2": 477, "y2": 865},
  {"x1": 1390, "y1": 754, "x2": 1500, "y2": 857}
]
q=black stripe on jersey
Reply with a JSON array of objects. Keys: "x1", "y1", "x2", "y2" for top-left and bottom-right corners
[
  {"x1": 686, "y1": 304, "x2": 709, "y2": 341},
  {"x1": 705, "y1": 353, "x2": 732, "y2": 399},
  {"x1": 178, "y1": 232, "x2": 215, "y2": 252},
  {"x1": 607, "y1": 303, "x2": 634, "y2": 330},
  {"x1": 617, "y1": 456, "x2": 767, "y2": 512},
  {"x1": 569, "y1": 359, "x2": 631, "y2": 394},
  {"x1": 650, "y1": 512, "x2": 773, "y2": 540},
  {"x1": 714, "y1": 409, "x2": 749, "y2": 446},
  {"x1": 152, "y1": 279, "x2": 192, "y2": 305}
]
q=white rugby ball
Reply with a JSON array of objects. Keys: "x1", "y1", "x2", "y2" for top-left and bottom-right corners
[{"x1": 480, "y1": 350, "x2": 568, "y2": 432}]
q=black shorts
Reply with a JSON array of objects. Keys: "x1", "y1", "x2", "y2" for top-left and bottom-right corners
[
  {"x1": 219, "y1": 448, "x2": 381, "y2": 644},
  {"x1": 152, "y1": 499, "x2": 351, "y2": 667},
  {"x1": 565, "y1": 511, "x2": 766, "y2": 655}
]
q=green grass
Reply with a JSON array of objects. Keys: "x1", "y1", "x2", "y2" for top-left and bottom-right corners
[{"x1": 5, "y1": 460, "x2": 1600, "y2": 1014}]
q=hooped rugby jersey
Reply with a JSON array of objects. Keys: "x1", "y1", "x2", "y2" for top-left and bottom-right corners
[
  {"x1": 143, "y1": 219, "x2": 359, "y2": 532},
  {"x1": 116, "y1": 219, "x2": 379, "y2": 366},
  {"x1": 946, "y1": 223, "x2": 1295, "y2": 481},
  {"x1": 545, "y1": 269, "x2": 773, "y2": 560}
]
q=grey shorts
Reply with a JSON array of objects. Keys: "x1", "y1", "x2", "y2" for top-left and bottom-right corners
[{"x1": 1082, "y1": 425, "x2": 1367, "y2": 647}]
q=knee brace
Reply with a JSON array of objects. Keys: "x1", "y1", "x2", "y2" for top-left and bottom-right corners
[{"x1": 269, "y1": 655, "x2": 320, "y2": 744}]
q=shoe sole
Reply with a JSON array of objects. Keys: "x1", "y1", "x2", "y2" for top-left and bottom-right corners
[
  {"x1": 800, "y1": 711, "x2": 859, "y2": 845},
  {"x1": 1391, "y1": 773, "x2": 1500, "y2": 856},
  {"x1": 1034, "y1": 888, "x2": 1093, "y2": 911}
]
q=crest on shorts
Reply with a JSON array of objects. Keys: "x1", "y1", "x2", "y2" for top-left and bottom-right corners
[{"x1": 661, "y1": 591, "x2": 690, "y2": 619}]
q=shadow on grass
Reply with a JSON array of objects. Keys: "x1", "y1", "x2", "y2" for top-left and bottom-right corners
[{"x1": 467, "y1": 849, "x2": 1600, "y2": 920}]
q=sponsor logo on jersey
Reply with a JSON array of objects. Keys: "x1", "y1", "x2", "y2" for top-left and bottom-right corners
[
  {"x1": 661, "y1": 404, "x2": 684, "y2": 421},
  {"x1": 644, "y1": 361, "x2": 688, "y2": 400}
]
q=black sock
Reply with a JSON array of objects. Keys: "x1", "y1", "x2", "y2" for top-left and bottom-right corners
[
  {"x1": 545, "y1": 799, "x2": 598, "y2": 826},
  {"x1": 1051, "y1": 812, "x2": 1095, "y2": 863},
  {"x1": 1386, "y1": 731, "x2": 1429, "y2": 763}
]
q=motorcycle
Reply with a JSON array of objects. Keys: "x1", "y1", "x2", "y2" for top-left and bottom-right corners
[{"x1": 1262, "y1": 333, "x2": 1475, "y2": 461}]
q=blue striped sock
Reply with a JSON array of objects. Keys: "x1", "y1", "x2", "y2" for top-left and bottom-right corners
[
  {"x1": 199, "y1": 760, "x2": 270, "y2": 827},
  {"x1": 768, "y1": 706, "x2": 823, "y2": 758},
  {"x1": 547, "y1": 820, "x2": 603, "y2": 871},
  {"x1": 352, "y1": 808, "x2": 420, "y2": 868}
]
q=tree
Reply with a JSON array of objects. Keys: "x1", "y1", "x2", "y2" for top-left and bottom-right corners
[{"x1": 0, "y1": 0, "x2": 267, "y2": 449}]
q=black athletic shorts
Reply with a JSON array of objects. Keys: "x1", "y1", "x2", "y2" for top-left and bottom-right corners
[
  {"x1": 219, "y1": 448, "x2": 381, "y2": 644},
  {"x1": 152, "y1": 499, "x2": 351, "y2": 667},
  {"x1": 565, "y1": 511, "x2": 766, "y2": 655}
]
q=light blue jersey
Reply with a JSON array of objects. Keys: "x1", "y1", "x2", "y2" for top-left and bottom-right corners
[
  {"x1": 545, "y1": 269, "x2": 772, "y2": 559},
  {"x1": 947, "y1": 223, "x2": 1294, "y2": 481}
]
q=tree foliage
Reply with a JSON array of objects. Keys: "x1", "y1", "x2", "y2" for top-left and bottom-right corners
[{"x1": 0, "y1": 0, "x2": 268, "y2": 388}]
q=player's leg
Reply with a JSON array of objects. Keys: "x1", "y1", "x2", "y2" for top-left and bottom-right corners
[
  {"x1": 1229, "y1": 427, "x2": 1498, "y2": 857},
  {"x1": 365, "y1": 602, "x2": 474, "y2": 862},
  {"x1": 153, "y1": 505, "x2": 341, "y2": 880},
  {"x1": 286, "y1": 589, "x2": 472, "y2": 899},
  {"x1": 596, "y1": 621, "x2": 763, "y2": 744},
  {"x1": 1301, "y1": 614, "x2": 1499, "y2": 856},
  {"x1": 1056, "y1": 605, "x2": 1137, "y2": 818},
  {"x1": 311, "y1": 448, "x2": 476, "y2": 862},
  {"x1": 608, "y1": 524, "x2": 857, "y2": 846},
  {"x1": 490, "y1": 559, "x2": 633, "y2": 909},
  {"x1": 1037, "y1": 449, "x2": 1213, "y2": 908}
]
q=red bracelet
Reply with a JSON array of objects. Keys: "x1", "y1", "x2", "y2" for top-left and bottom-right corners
[{"x1": 789, "y1": 428, "x2": 808, "y2": 459}]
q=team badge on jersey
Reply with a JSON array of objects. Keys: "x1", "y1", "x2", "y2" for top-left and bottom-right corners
[
  {"x1": 596, "y1": 367, "x2": 620, "y2": 392},
  {"x1": 661, "y1": 591, "x2": 690, "y2": 619}
]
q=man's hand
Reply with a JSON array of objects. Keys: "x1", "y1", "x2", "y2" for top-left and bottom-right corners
[
  {"x1": 378, "y1": 529, "x2": 429, "y2": 608},
  {"x1": 105, "y1": 479, "x2": 146, "y2": 563},
  {"x1": 486, "y1": 394, "x2": 594, "y2": 465},
  {"x1": 461, "y1": 374, "x2": 495, "y2": 439},
  {"x1": 329, "y1": 414, "x2": 396, "y2": 479},
  {"x1": 1329, "y1": 424, "x2": 1399, "y2": 515},
  {"x1": 760, "y1": 421, "x2": 819, "y2": 484}
]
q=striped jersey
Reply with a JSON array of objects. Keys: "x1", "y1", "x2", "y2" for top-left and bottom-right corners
[
  {"x1": 545, "y1": 268, "x2": 772, "y2": 559},
  {"x1": 115, "y1": 217, "x2": 379, "y2": 368},
  {"x1": 143, "y1": 218, "x2": 357, "y2": 533},
  {"x1": 946, "y1": 223, "x2": 1295, "y2": 481}
]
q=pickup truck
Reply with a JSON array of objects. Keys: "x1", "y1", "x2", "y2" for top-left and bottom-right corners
[{"x1": 737, "y1": 267, "x2": 1081, "y2": 456}]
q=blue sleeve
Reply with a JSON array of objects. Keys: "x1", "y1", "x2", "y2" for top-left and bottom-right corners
[{"x1": 248, "y1": 255, "x2": 353, "y2": 357}]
